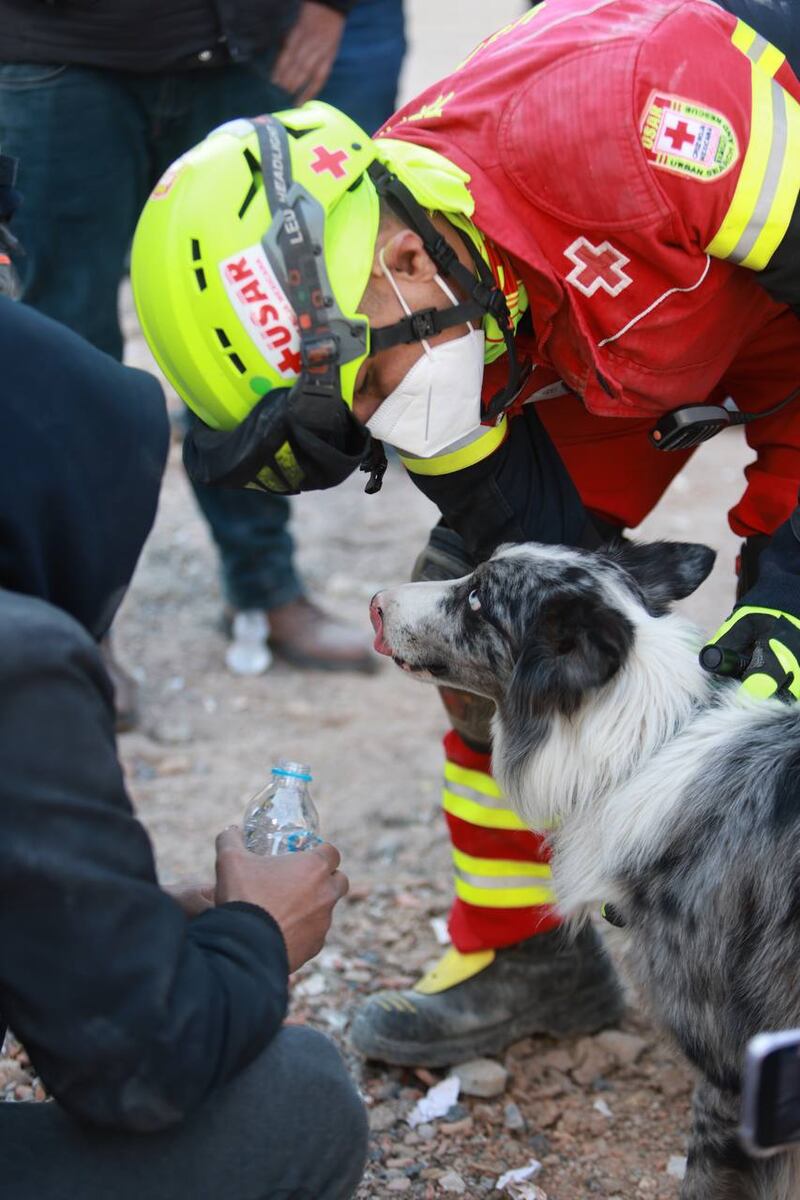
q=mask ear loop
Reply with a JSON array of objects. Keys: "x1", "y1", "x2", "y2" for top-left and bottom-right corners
[
  {"x1": 378, "y1": 242, "x2": 435, "y2": 441},
  {"x1": 432, "y1": 271, "x2": 477, "y2": 334},
  {"x1": 378, "y1": 243, "x2": 434, "y2": 357},
  {"x1": 378, "y1": 242, "x2": 481, "y2": 444}
]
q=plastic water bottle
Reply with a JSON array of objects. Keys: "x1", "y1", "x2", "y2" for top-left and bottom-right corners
[
  {"x1": 243, "y1": 760, "x2": 322, "y2": 855},
  {"x1": 226, "y1": 610, "x2": 272, "y2": 676}
]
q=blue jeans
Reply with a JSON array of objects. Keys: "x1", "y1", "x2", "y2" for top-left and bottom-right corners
[{"x1": 0, "y1": 0, "x2": 405, "y2": 611}]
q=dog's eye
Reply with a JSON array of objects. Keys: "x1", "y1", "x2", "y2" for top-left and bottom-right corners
[{"x1": 468, "y1": 589, "x2": 482, "y2": 613}]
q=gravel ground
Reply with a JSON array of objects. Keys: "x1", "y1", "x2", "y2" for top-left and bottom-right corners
[
  {"x1": 0, "y1": 291, "x2": 753, "y2": 1197},
  {"x1": 0, "y1": 4, "x2": 761, "y2": 1193}
]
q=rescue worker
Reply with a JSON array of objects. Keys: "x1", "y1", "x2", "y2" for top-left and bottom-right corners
[{"x1": 129, "y1": 0, "x2": 800, "y2": 1066}]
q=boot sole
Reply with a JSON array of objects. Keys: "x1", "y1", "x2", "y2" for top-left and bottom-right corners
[{"x1": 350, "y1": 987, "x2": 625, "y2": 1068}]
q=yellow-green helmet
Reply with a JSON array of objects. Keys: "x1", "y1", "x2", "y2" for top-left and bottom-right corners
[{"x1": 131, "y1": 101, "x2": 380, "y2": 432}]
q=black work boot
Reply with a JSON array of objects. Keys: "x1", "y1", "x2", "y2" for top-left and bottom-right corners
[{"x1": 349, "y1": 924, "x2": 624, "y2": 1067}]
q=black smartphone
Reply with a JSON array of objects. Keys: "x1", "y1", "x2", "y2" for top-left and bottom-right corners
[{"x1": 741, "y1": 1031, "x2": 800, "y2": 1156}]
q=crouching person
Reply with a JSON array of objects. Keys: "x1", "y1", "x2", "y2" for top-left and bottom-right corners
[{"x1": 0, "y1": 296, "x2": 367, "y2": 1200}]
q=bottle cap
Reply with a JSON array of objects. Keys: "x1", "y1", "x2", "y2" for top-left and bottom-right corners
[{"x1": 272, "y1": 759, "x2": 312, "y2": 782}]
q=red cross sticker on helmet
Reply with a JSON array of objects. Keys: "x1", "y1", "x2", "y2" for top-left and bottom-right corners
[
  {"x1": 563, "y1": 237, "x2": 632, "y2": 298},
  {"x1": 309, "y1": 145, "x2": 349, "y2": 179}
]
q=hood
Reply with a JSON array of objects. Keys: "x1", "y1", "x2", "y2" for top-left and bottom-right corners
[{"x1": 0, "y1": 297, "x2": 169, "y2": 638}]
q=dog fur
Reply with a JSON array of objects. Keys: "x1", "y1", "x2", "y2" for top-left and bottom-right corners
[{"x1": 372, "y1": 539, "x2": 800, "y2": 1199}]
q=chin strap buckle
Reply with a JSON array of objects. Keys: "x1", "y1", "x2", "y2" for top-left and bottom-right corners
[{"x1": 410, "y1": 308, "x2": 438, "y2": 341}]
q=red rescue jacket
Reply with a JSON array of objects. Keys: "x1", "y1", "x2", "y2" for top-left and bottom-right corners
[{"x1": 381, "y1": 0, "x2": 800, "y2": 537}]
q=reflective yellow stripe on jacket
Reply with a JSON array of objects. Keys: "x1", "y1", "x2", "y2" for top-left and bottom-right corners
[
  {"x1": 399, "y1": 417, "x2": 508, "y2": 478},
  {"x1": 452, "y1": 847, "x2": 555, "y2": 909},
  {"x1": 706, "y1": 19, "x2": 800, "y2": 271}
]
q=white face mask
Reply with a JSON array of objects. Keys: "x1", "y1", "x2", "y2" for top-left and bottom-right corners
[{"x1": 365, "y1": 247, "x2": 485, "y2": 458}]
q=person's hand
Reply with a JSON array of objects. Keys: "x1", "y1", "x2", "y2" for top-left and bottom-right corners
[
  {"x1": 214, "y1": 826, "x2": 349, "y2": 971},
  {"x1": 700, "y1": 606, "x2": 800, "y2": 699},
  {"x1": 163, "y1": 879, "x2": 216, "y2": 917},
  {"x1": 271, "y1": 1, "x2": 345, "y2": 104}
]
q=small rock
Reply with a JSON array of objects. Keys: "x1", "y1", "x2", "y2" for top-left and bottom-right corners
[
  {"x1": 539, "y1": 1046, "x2": 574, "y2": 1073},
  {"x1": 504, "y1": 1101, "x2": 527, "y2": 1131},
  {"x1": 595, "y1": 1030, "x2": 648, "y2": 1067},
  {"x1": 528, "y1": 1132, "x2": 551, "y2": 1157},
  {"x1": 571, "y1": 1038, "x2": 615, "y2": 1085},
  {"x1": 536, "y1": 1100, "x2": 563, "y2": 1129},
  {"x1": 369, "y1": 1103, "x2": 400, "y2": 1132},
  {"x1": 387, "y1": 1179, "x2": 412, "y2": 1193},
  {"x1": 451, "y1": 1057, "x2": 509, "y2": 1098},
  {"x1": 294, "y1": 972, "x2": 326, "y2": 998},
  {"x1": 656, "y1": 1066, "x2": 691, "y2": 1100},
  {"x1": 438, "y1": 1170, "x2": 466, "y2": 1194},
  {"x1": 152, "y1": 718, "x2": 193, "y2": 745},
  {"x1": 444, "y1": 1102, "x2": 469, "y2": 1121},
  {"x1": 416, "y1": 1123, "x2": 437, "y2": 1141},
  {"x1": 414, "y1": 1068, "x2": 439, "y2": 1088},
  {"x1": 666, "y1": 1156, "x2": 687, "y2": 1180},
  {"x1": 473, "y1": 1102, "x2": 501, "y2": 1125},
  {"x1": 440, "y1": 1116, "x2": 473, "y2": 1136},
  {"x1": 0, "y1": 1062, "x2": 30, "y2": 1089},
  {"x1": 156, "y1": 754, "x2": 191, "y2": 777}
]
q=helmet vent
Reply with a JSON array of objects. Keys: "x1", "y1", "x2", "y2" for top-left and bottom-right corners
[
  {"x1": 191, "y1": 238, "x2": 208, "y2": 291},
  {"x1": 213, "y1": 325, "x2": 246, "y2": 373},
  {"x1": 238, "y1": 148, "x2": 262, "y2": 219}
]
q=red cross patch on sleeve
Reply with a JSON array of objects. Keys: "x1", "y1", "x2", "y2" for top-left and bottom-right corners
[
  {"x1": 640, "y1": 91, "x2": 739, "y2": 181},
  {"x1": 563, "y1": 237, "x2": 632, "y2": 298}
]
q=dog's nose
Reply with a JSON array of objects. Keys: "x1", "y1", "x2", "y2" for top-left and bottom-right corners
[
  {"x1": 369, "y1": 592, "x2": 384, "y2": 637},
  {"x1": 369, "y1": 592, "x2": 391, "y2": 656}
]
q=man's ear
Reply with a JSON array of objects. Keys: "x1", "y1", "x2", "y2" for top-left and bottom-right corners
[
  {"x1": 505, "y1": 594, "x2": 633, "y2": 722},
  {"x1": 374, "y1": 228, "x2": 438, "y2": 285},
  {"x1": 605, "y1": 541, "x2": 716, "y2": 615}
]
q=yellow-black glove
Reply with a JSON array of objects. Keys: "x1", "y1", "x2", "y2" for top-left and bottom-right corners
[{"x1": 700, "y1": 606, "x2": 800, "y2": 700}]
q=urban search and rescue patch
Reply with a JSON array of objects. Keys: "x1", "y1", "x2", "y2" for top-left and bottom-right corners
[
  {"x1": 219, "y1": 244, "x2": 301, "y2": 379},
  {"x1": 640, "y1": 91, "x2": 739, "y2": 181}
]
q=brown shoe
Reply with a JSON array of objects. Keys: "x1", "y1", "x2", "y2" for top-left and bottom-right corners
[
  {"x1": 267, "y1": 596, "x2": 377, "y2": 674},
  {"x1": 100, "y1": 633, "x2": 138, "y2": 732}
]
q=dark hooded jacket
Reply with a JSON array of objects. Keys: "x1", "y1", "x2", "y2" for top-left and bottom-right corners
[
  {"x1": 0, "y1": 297, "x2": 289, "y2": 1131},
  {"x1": 0, "y1": 0, "x2": 352, "y2": 74}
]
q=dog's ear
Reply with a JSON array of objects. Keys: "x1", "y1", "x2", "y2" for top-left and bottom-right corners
[
  {"x1": 506, "y1": 593, "x2": 633, "y2": 721},
  {"x1": 607, "y1": 541, "x2": 716, "y2": 615}
]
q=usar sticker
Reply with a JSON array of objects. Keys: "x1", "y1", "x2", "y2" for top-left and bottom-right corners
[{"x1": 219, "y1": 245, "x2": 301, "y2": 377}]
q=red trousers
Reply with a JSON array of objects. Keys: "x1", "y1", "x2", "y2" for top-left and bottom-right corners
[{"x1": 446, "y1": 309, "x2": 800, "y2": 953}]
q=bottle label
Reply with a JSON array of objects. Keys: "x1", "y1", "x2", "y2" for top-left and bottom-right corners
[{"x1": 282, "y1": 830, "x2": 323, "y2": 853}]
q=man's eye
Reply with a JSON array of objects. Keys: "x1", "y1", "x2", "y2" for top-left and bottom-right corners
[{"x1": 468, "y1": 589, "x2": 482, "y2": 613}]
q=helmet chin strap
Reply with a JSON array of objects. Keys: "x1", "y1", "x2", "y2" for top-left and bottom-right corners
[{"x1": 366, "y1": 161, "x2": 531, "y2": 421}]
